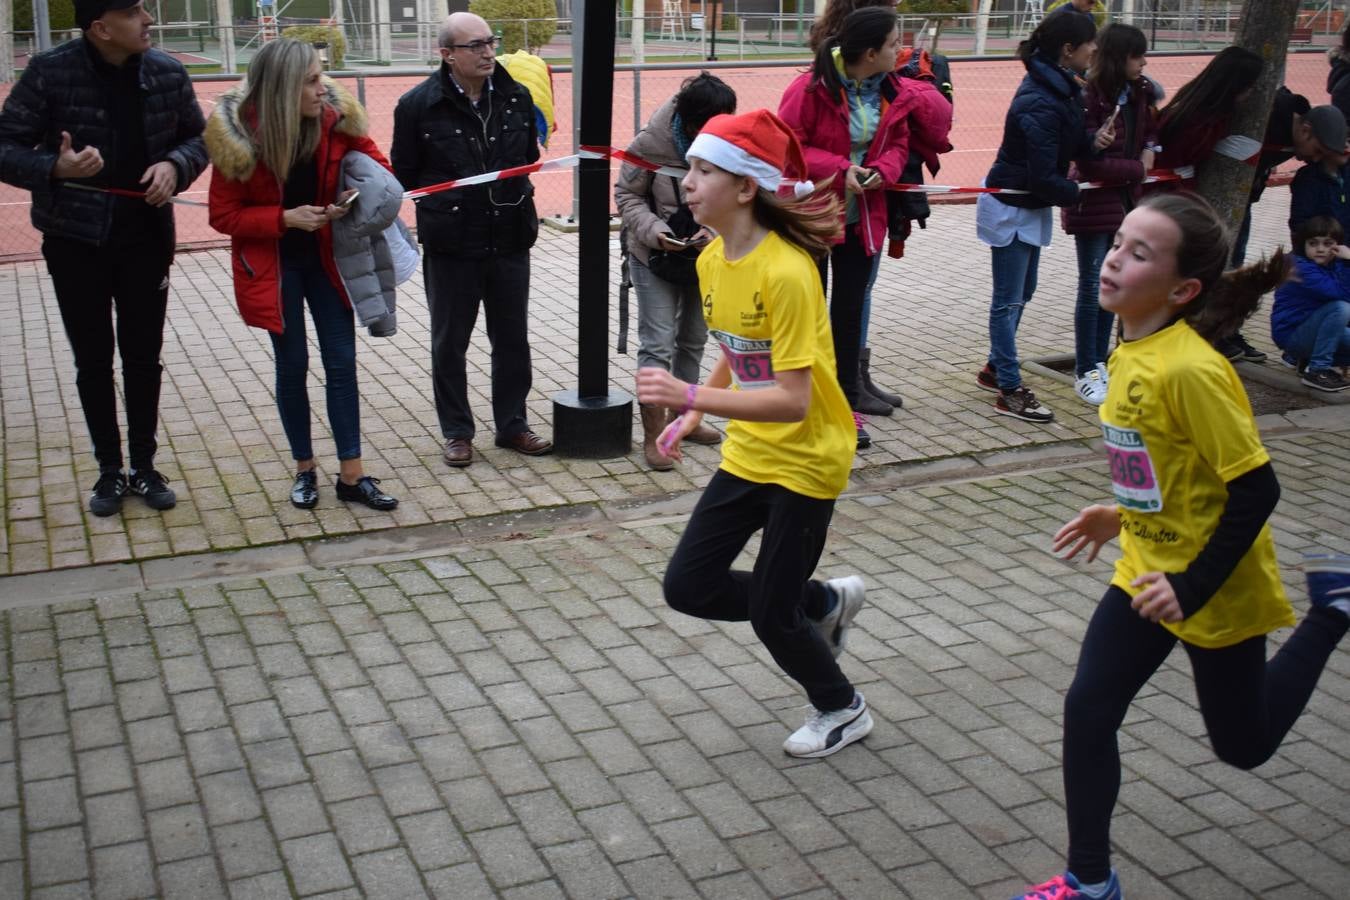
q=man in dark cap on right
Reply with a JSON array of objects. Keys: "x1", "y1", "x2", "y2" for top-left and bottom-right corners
[
  {"x1": 0, "y1": 0, "x2": 207, "y2": 516},
  {"x1": 1287, "y1": 104, "x2": 1350, "y2": 248}
]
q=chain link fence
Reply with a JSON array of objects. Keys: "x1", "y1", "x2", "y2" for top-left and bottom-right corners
[{"x1": 0, "y1": 47, "x2": 1332, "y2": 261}]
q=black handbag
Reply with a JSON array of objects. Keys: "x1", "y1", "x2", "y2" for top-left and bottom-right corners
[{"x1": 645, "y1": 176, "x2": 702, "y2": 286}]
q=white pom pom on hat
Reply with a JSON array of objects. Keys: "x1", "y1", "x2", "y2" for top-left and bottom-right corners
[{"x1": 686, "y1": 109, "x2": 815, "y2": 198}]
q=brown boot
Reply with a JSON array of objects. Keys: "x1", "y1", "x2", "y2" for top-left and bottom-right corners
[
  {"x1": 640, "y1": 404, "x2": 675, "y2": 470},
  {"x1": 671, "y1": 409, "x2": 721, "y2": 445}
]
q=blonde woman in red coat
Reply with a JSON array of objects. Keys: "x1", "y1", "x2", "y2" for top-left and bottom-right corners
[{"x1": 207, "y1": 38, "x2": 398, "y2": 512}]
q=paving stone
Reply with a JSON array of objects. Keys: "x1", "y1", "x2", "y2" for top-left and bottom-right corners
[
  {"x1": 242, "y1": 738, "x2": 308, "y2": 790},
  {"x1": 77, "y1": 745, "x2": 135, "y2": 796},
  {"x1": 279, "y1": 833, "x2": 355, "y2": 895},
  {"x1": 222, "y1": 870, "x2": 291, "y2": 900},
  {"x1": 148, "y1": 804, "x2": 212, "y2": 863},
  {"x1": 23, "y1": 776, "x2": 82, "y2": 830},
  {"x1": 229, "y1": 701, "x2": 288, "y2": 744},
  {"x1": 172, "y1": 689, "x2": 229, "y2": 733},
  {"x1": 156, "y1": 858, "x2": 228, "y2": 895},
  {"x1": 310, "y1": 750, "x2": 375, "y2": 804},
  {"x1": 199, "y1": 769, "x2": 264, "y2": 826},
  {"x1": 85, "y1": 791, "x2": 145, "y2": 848},
  {"x1": 138, "y1": 756, "x2": 198, "y2": 810},
  {"x1": 20, "y1": 733, "x2": 74, "y2": 781},
  {"x1": 91, "y1": 841, "x2": 156, "y2": 900},
  {"x1": 330, "y1": 795, "x2": 401, "y2": 855},
  {"x1": 27, "y1": 825, "x2": 88, "y2": 886},
  {"x1": 465, "y1": 826, "x2": 549, "y2": 888},
  {"x1": 397, "y1": 809, "x2": 473, "y2": 871},
  {"x1": 214, "y1": 818, "x2": 282, "y2": 881},
  {"x1": 576, "y1": 803, "x2": 664, "y2": 863},
  {"x1": 539, "y1": 840, "x2": 628, "y2": 900},
  {"x1": 351, "y1": 848, "x2": 429, "y2": 900}
]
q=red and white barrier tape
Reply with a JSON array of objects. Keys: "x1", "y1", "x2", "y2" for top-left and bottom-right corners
[
  {"x1": 58, "y1": 147, "x2": 1209, "y2": 208},
  {"x1": 64, "y1": 182, "x2": 209, "y2": 207}
]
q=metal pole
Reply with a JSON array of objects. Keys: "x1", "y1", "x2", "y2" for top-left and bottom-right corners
[
  {"x1": 32, "y1": 0, "x2": 51, "y2": 52},
  {"x1": 214, "y1": 0, "x2": 236, "y2": 73},
  {"x1": 552, "y1": 0, "x2": 633, "y2": 457},
  {"x1": 708, "y1": 0, "x2": 717, "y2": 60},
  {"x1": 0, "y1": 0, "x2": 13, "y2": 82},
  {"x1": 632, "y1": 0, "x2": 645, "y2": 135}
]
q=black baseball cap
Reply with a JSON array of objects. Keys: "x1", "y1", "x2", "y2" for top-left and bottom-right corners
[
  {"x1": 1305, "y1": 105, "x2": 1349, "y2": 156},
  {"x1": 75, "y1": 0, "x2": 141, "y2": 31}
]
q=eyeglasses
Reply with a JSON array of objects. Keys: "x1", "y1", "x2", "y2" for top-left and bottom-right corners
[{"x1": 448, "y1": 36, "x2": 498, "y2": 54}]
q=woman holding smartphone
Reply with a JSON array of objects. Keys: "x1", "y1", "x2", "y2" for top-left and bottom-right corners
[
  {"x1": 780, "y1": 6, "x2": 910, "y2": 449},
  {"x1": 207, "y1": 38, "x2": 398, "y2": 511}
]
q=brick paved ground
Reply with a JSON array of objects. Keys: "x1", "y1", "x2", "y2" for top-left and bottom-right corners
[
  {"x1": 0, "y1": 186, "x2": 1333, "y2": 578},
  {"x1": 1, "y1": 423, "x2": 1347, "y2": 898}
]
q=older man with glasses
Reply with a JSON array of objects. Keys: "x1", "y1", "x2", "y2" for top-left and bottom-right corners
[{"x1": 391, "y1": 12, "x2": 552, "y2": 467}]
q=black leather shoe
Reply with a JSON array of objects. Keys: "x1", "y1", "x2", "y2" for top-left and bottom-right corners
[
  {"x1": 291, "y1": 470, "x2": 318, "y2": 509},
  {"x1": 335, "y1": 475, "x2": 398, "y2": 511}
]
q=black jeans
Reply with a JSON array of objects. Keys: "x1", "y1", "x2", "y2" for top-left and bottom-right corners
[
  {"x1": 663, "y1": 470, "x2": 853, "y2": 711},
  {"x1": 816, "y1": 229, "x2": 871, "y2": 405},
  {"x1": 1063, "y1": 586, "x2": 1347, "y2": 883},
  {"x1": 42, "y1": 234, "x2": 171, "y2": 474},
  {"x1": 424, "y1": 249, "x2": 533, "y2": 441}
]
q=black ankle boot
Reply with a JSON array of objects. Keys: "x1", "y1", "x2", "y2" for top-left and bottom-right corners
[{"x1": 860, "y1": 347, "x2": 903, "y2": 409}]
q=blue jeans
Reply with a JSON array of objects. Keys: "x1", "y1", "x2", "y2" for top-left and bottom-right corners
[
  {"x1": 1074, "y1": 232, "x2": 1116, "y2": 377},
  {"x1": 987, "y1": 239, "x2": 1041, "y2": 391},
  {"x1": 270, "y1": 258, "x2": 361, "y2": 461},
  {"x1": 630, "y1": 255, "x2": 708, "y2": 384},
  {"x1": 859, "y1": 249, "x2": 883, "y2": 348},
  {"x1": 1282, "y1": 300, "x2": 1350, "y2": 371}
]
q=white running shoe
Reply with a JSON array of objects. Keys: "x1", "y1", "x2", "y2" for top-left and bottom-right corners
[
  {"x1": 1096, "y1": 361, "x2": 1110, "y2": 387},
  {"x1": 1074, "y1": 369, "x2": 1108, "y2": 406},
  {"x1": 814, "y1": 576, "x2": 866, "y2": 658},
  {"x1": 783, "y1": 693, "x2": 874, "y2": 758}
]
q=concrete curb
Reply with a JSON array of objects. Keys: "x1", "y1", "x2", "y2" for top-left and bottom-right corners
[{"x1": 6, "y1": 404, "x2": 1348, "y2": 609}]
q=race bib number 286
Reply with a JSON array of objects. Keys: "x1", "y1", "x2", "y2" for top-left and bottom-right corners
[{"x1": 1102, "y1": 423, "x2": 1163, "y2": 512}]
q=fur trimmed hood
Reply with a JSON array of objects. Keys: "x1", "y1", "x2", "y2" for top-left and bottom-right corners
[{"x1": 206, "y1": 76, "x2": 368, "y2": 182}]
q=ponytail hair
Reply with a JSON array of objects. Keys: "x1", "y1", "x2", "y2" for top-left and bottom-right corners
[
  {"x1": 1017, "y1": 9, "x2": 1096, "y2": 69},
  {"x1": 807, "y1": 0, "x2": 897, "y2": 54},
  {"x1": 1140, "y1": 193, "x2": 1289, "y2": 342},
  {"x1": 811, "y1": 6, "x2": 899, "y2": 97},
  {"x1": 751, "y1": 181, "x2": 843, "y2": 260}
]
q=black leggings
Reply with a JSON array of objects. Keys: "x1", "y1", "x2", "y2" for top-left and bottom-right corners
[
  {"x1": 663, "y1": 470, "x2": 854, "y2": 711},
  {"x1": 1064, "y1": 586, "x2": 1347, "y2": 883},
  {"x1": 816, "y1": 229, "x2": 871, "y2": 406}
]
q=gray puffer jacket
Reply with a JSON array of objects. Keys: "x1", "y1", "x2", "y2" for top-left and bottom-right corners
[
  {"x1": 333, "y1": 151, "x2": 416, "y2": 337},
  {"x1": 0, "y1": 38, "x2": 207, "y2": 246}
]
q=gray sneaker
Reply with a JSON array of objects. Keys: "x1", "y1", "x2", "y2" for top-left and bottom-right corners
[{"x1": 813, "y1": 575, "x2": 866, "y2": 658}]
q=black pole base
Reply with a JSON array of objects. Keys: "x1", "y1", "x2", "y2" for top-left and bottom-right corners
[{"x1": 551, "y1": 389, "x2": 633, "y2": 459}]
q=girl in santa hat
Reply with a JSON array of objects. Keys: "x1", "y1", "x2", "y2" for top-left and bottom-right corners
[{"x1": 636, "y1": 110, "x2": 874, "y2": 759}]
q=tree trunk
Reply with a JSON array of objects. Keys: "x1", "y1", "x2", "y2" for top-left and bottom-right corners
[{"x1": 1193, "y1": 0, "x2": 1300, "y2": 234}]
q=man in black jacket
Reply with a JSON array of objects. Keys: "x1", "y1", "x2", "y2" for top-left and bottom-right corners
[
  {"x1": 0, "y1": 0, "x2": 207, "y2": 516},
  {"x1": 391, "y1": 12, "x2": 552, "y2": 468}
]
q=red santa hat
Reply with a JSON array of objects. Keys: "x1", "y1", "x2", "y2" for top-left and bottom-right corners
[{"x1": 685, "y1": 109, "x2": 815, "y2": 199}]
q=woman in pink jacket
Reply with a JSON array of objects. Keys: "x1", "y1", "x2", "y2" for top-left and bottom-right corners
[{"x1": 779, "y1": 6, "x2": 909, "y2": 449}]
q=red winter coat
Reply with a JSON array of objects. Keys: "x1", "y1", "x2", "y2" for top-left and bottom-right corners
[
  {"x1": 1062, "y1": 78, "x2": 1159, "y2": 235},
  {"x1": 778, "y1": 70, "x2": 912, "y2": 256},
  {"x1": 206, "y1": 79, "x2": 392, "y2": 334}
]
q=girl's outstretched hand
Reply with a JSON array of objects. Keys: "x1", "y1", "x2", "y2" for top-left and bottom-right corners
[
  {"x1": 636, "y1": 367, "x2": 688, "y2": 410},
  {"x1": 1052, "y1": 504, "x2": 1120, "y2": 562},
  {"x1": 655, "y1": 414, "x2": 698, "y2": 462},
  {"x1": 1129, "y1": 571, "x2": 1183, "y2": 623}
]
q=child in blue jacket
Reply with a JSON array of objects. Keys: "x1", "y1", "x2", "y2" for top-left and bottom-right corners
[{"x1": 1271, "y1": 215, "x2": 1350, "y2": 392}]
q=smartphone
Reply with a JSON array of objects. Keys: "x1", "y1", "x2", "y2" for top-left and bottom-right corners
[
  {"x1": 334, "y1": 190, "x2": 360, "y2": 210},
  {"x1": 662, "y1": 236, "x2": 690, "y2": 249},
  {"x1": 859, "y1": 170, "x2": 881, "y2": 189}
]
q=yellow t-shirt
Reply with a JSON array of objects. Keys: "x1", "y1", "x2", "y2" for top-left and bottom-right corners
[
  {"x1": 697, "y1": 230, "x2": 854, "y2": 500},
  {"x1": 1102, "y1": 320, "x2": 1294, "y2": 648}
]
